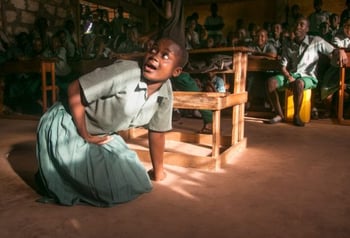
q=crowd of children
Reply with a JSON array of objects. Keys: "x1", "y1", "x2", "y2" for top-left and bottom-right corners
[
  {"x1": 182, "y1": 0, "x2": 350, "y2": 119},
  {"x1": 1, "y1": 0, "x2": 350, "y2": 118}
]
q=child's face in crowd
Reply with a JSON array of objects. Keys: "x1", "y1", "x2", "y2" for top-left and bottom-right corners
[
  {"x1": 58, "y1": 32, "x2": 66, "y2": 45},
  {"x1": 33, "y1": 38, "x2": 43, "y2": 53},
  {"x1": 343, "y1": 19, "x2": 350, "y2": 38},
  {"x1": 330, "y1": 15, "x2": 339, "y2": 28},
  {"x1": 256, "y1": 30, "x2": 267, "y2": 47},
  {"x1": 294, "y1": 19, "x2": 309, "y2": 39},
  {"x1": 238, "y1": 29, "x2": 246, "y2": 40},
  {"x1": 207, "y1": 37, "x2": 214, "y2": 48},
  {"x1": 143, "y1": 38, "x2": 182, "y2": 82},
  {"x1": 273, "y1": 24, "x2": 282, "y2": 37},
  {"x1": 51, "y1": 36, "x2": 61, "y2": 50}
]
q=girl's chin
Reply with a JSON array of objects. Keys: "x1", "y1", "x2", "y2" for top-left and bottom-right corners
[{"x1": 143, "y1": 77, "x2": 168, "y2": 84}]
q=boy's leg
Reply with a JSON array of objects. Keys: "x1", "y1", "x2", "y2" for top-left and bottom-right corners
[
  {"x1": 291, "y1": 79, "x2": 305, "y2": 126},
  {"x1": 266, "y1": 74, "x2": 285, "y2": 123},
  {"x1": 292, "y1": 76, "x2": 317, "y2": 126}
]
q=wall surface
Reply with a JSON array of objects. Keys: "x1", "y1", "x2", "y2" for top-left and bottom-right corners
[{"x1": 0, "y1": 0, "x2": 78, "y2": 39}]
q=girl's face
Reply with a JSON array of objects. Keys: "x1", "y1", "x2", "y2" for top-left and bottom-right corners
[{"x1": 143, "y1": 38, "x2": 182, "y2": 82}]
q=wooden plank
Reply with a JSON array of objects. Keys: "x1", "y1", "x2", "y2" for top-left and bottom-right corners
[
  {"x1": 247, "y1": 55, "x2": 280, "y2": 72},
  {"x1": 135, "y1": 149, "x2": 217, "y2": 170},
  {"x1": 128, "y1": 137, "x2": 247, "y2": 171},
  {"x1": 125, "y1": 128, "x2": 232, "y2": 147},
  {"x1": 0, "y1": 59, "x2": 42, "y2": 75},
  {"x1": 218, "y1": 137, "x2": 247, "y2": 168},
  {"x1": 188, "y1": 46, "x2": 252, "y2": 55},
  {"x1": 173, "y1": 91, "x2": 247, "y2": 110}
]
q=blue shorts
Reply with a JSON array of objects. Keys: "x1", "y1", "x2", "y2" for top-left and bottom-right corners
[{"x1": 274, "y1": 73, "x2": 318, "y2": 91}]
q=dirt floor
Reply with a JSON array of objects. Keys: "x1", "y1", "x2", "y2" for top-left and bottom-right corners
[{"x1": 0, "y1": 116, "x2": 350, "y2": 238}]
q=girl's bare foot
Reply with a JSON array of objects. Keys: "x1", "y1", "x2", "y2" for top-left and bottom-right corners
[{"x1": 148, "y1": 169, "x2": 167, "y2": 181}]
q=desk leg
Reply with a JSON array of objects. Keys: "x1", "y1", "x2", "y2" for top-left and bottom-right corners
[
  {"x1": 41, "y1": 67, "x2": 47, "y2": 112},
  {"x1": 212, "y1": 110, "x2": 221, "y2": 168},
  {"x1": 338, "y1": 67, "x2": 345, "y2": 122}
]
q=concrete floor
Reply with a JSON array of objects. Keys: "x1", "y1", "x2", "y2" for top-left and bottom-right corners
[{"x1": 0, "y1": 115, "x2": 350, "y2": 238}]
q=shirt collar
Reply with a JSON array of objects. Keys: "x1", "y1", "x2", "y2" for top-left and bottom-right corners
[
  {"x1": 292, "y1": 35, "x2": 311, "y2": 48},
  {"x1": 137, "y1": 77, "x2": 170, "y2": 99},
  {"x1": 294, "y1": 35, "x2": 310, "y2": 45},
  {"x1": 302, "y1": 35, "x2": 311, "y2": 46}
]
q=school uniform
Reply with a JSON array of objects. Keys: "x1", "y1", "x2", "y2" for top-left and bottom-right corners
[
  {"x1": 274, "y1": 35, "x2": 334, "y2": 90},
  {"x1": 321, "y1": 32, "x2": 350, "y2": 100},
  {"x1": 36, "y1": 60, "x2": 173, "y2": 207}
]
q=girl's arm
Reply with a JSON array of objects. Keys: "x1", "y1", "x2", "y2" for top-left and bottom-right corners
[
  {"x1": 148, "y1": 130, "x2": 166, "y2": 181},
  {"x1": 68, "y1": 80, "x2": 112, "y2": 144}
]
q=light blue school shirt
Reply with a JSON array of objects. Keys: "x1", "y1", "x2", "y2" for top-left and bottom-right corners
[
  {"x1": 332, "y1": 32, "x2": 350, "y2": 48},
  {"x1": 249, "y1": 42, "x2": 277, "y2": 55},
  {"x1": 281, "y1": 35, "x2": 334, "y2": 79},
  {"x1": 330, "y1": 32, "x2": 350, "y2": 66},
  {"x1": 212, "y1": 75, "x2": 226, "y2": 93},
  {"x1": 78, "y1": 60, "x2": 173, "y2": 135}
]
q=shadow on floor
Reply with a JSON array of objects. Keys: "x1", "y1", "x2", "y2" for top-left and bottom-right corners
[{"x1": 7, "y1": 140, "x2": 38, "y2": 191}]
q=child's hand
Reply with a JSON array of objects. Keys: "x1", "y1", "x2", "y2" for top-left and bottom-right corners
[
  {"x1": 338, "y1": 49, "x2": 348, "y2": 67},
  {"x1": 84, "y1": 135, "x2": 113, "y2": 145}
]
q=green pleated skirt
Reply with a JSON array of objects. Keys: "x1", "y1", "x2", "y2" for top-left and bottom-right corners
[{"x1": 35, "y1": 103, "x2": 152, "y2": 207}]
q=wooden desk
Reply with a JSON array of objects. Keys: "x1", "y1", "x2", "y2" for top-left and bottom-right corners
[
  {"x1": 0, "y1": 59, "x2": 57, "y2": 113},
  {"x1": 125, "y1": 47, "x2": 250, "y2": 170},
  {"x1": 247, "y1": 55, "x2": 280, "y2": 72},
  {"x1": 125, "y1": 48, "x2": 281, "y2": 170},
  {"x1": 338, "y1": 52, "x2": 350, "y2": 125}
]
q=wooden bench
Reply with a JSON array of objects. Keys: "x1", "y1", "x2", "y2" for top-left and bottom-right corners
[
  {"x1": 0, "y1": 59, "x2": 57, "y2": 113},
  {"x1": 122, "y1": 47, "x2": 250, "y2": 170}
]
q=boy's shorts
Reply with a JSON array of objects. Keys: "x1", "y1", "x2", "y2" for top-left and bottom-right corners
[{"x1": 274, "y1": 73, "x2": 318, "y2": 91}]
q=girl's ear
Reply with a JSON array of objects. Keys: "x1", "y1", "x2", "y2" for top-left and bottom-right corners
[{"x1": 172, "y1": 67, "x2": 183, "y2": 78}]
